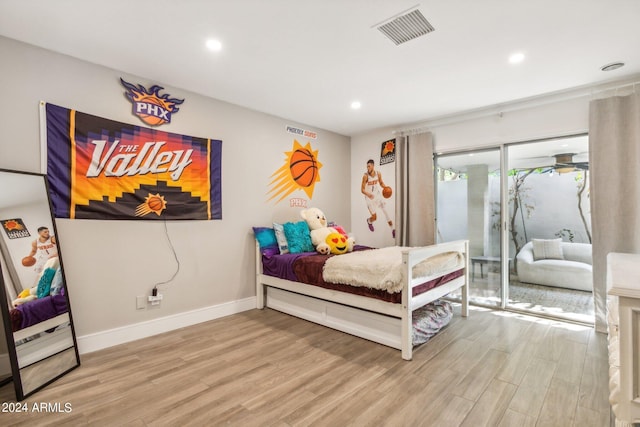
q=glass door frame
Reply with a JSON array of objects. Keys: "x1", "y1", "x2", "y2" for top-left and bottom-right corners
[
  {"x1": 502, "y1": 133, "x2": 592, "y2": 324},
  {"x1": 434, "y1": 145, "x2": 506, "y2": 309},
  {"x1": 436, "y1": 132, "x2": 590, "y2": 320}
]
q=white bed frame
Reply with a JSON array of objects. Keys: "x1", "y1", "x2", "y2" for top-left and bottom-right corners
[{"x1": 256, "y1": 240, "x2": 469, "y2": 360}]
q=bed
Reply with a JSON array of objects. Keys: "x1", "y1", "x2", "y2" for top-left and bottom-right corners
[
  {"x1": 255, "y1": 239, "x2": 469, "y2": 360},
  {"x1": 9, "y1": 260, "x2": 68, "y2": 332},
  {"x1": 10, "y1": 292, "x2": 68, "y2": 332}
]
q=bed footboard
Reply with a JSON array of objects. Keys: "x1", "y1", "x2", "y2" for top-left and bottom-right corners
[{"x1": 401, "y1": 239, "x2": 469, "y2": 360}]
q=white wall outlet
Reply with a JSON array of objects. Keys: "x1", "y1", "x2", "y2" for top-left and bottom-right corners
[
  {"x1": 136, "y1": 296, "x2": 146, "y2": 310},
  {"x1": 148, "y1": 294, "x2": 163, "y2": 306}
]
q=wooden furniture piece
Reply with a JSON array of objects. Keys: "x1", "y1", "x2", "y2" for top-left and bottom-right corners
[
  {"x1": 256, "y1": 240, "x2": 469, "y2": 360},
  {"x1": 607, "y1": 252, "x2": 640, "y2": 427}
]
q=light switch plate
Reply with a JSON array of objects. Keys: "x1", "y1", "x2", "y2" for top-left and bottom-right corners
[{"x1": 136, "y1": 295, "x2": 146, "y2": 310}]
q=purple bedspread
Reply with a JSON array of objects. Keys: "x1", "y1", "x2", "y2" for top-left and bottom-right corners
[
  {"x1": 14, "y1": 293, "x2": 68, "y2": 331},
  {"x1": 262, "y1": 251, "x2": 316, "y2": 281},
  {"x1": 261, "y1": 245, "x2": 371, "y2": 281}
]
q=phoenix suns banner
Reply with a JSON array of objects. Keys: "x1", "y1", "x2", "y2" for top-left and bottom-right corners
[{"x1": 45, "y1": 103, "x2": 222, "y2": 220}]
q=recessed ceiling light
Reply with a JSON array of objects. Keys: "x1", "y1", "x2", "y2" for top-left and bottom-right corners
[
  {"x1": 601, "y1": 62, "x2": 624, "y2": 72},
  {"x1": 351, "y1": 101, "x2": 362, "y2": 110},
  {"x1": 206, "y1": 39, "x2": 223, "y2": 51},
  {"x1": 509, "y1": 52, "x2": 525, "y2": 64}
]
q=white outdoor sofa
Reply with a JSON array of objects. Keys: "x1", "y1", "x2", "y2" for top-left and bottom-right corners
[{"x1": 516, "y1": 241, "x2": 592, "y2": 292}]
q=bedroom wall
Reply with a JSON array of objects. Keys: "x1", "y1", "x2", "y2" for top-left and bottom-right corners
[
  {"x1": 0, "y1": 36, "x2": 351, "y2": 351},
  {"x1": 350, "y1": 88, "x2": 605, "y2": 246}
]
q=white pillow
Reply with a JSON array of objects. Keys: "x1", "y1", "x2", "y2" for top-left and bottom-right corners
[{"x1": 532, "y1": 238, "x2": 564, "y2": 261}]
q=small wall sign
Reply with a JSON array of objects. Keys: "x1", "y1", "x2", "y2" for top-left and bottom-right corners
[
  {"x1": 120, "y1": 78, "x2": 184, "y2": 127},
  {"x1": 1, "y1": 218, "x2": 31, "y2": 239}
]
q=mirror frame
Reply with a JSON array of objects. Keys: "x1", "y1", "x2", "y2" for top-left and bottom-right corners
[{"x1": 0, "y1": 168, "x2": 80, "y2": 400}]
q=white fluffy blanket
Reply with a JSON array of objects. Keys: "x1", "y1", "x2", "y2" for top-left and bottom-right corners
[{"x1": 322, "y1": 246, "x2": 463, "y2": 293}]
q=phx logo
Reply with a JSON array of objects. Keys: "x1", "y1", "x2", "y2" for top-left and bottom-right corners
[
  {"x1": 1, "y1": 218, "x2": 30, "y2": 239},
  {"x1": 120, "y1": 78, "x2": 184, "y2": 126}
]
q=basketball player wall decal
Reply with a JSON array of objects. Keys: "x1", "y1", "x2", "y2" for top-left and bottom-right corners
[{"x1": 361, "y1": 159, "x2": 395, "y2": 238}]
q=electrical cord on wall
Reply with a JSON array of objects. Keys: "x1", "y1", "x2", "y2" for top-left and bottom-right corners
[{"x1": 153, "y1": 219, "x2": 180, "y2": 294}]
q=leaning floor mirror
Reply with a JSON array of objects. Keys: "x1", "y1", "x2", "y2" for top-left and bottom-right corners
[{"x1": 0, "y1": 168, "x2": 80, "y2": 400}]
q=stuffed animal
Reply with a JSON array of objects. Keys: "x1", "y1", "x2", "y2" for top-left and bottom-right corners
[
  {"x1": 11, "y1": 257, "x2": 60, "y2": 307},
  {"x1": 325, "y1": 232, "x2": 349, "y2": 255},
  {"x1": 12, "y1": 287, "x2": 37, "y2": 307},
  {"x1": 300, "y1": 207, "x2": 354, "y2": 255}
]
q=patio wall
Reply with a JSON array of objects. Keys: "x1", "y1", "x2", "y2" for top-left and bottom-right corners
[{"x1": 438, "y1": 170, "x2": 591, "y2": 257}]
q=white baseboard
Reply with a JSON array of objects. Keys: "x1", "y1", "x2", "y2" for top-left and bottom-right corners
[{"x1": 77, "y1": 296, "x2": 256, "y2": 355}]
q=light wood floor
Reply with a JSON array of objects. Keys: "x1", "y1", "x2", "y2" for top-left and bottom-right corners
[{"x1": 0, "y1": 306, "x2": 610, "y2": 426}]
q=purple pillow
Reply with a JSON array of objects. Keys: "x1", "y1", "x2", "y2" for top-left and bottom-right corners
[{"x1": 252, "y1": 227, "x2": 278, "y2": 250}]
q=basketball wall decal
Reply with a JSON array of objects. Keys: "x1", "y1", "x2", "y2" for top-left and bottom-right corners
[
  {"x1": 289, "y1": 148, "x2": 318, "y2": 188},
  {"x1": 22, "y1": 256, "x2": 36, "y2": 267},
  {"x1": 382, "y1": 186, "x2": 392, "y2": 198},
  {"x1": 268, "y1": 140, "x2": 323, "y2": 203}
]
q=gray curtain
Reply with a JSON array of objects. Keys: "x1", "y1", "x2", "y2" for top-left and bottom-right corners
[
  {"x1": 394, "y1": 132, "x2": 436, "y2": 246},
  {"x1": 589, "y1": 92, "x2": 640, "y2": 333},
  {"x1": 0, "y1": 236, "x2": 21, "y2": 300}
]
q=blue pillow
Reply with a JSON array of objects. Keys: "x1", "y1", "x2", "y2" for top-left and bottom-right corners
[
  {"x1": 283, "y1": 221, "x2": 314, "y2": 253},
  {"x1": 50, "y1": 267, "x2": 64, "y2": 296},
  {"x1": 272, "y1": 222, "x2": 289, "y2": 254},
  {"x1": 252, "y1": 227, "x2": 278, "y2": 249},
  {"x1": 36, "y1": 267, "x2": 57, "y2": 299}
]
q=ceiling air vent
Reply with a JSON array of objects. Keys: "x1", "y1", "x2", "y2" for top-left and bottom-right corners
[{"x1": 375, "y1": 7, "x2": 434, "y2": 45}]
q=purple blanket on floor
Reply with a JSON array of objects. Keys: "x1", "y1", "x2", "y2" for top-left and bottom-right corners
[{"x1": 14, "y1": 293, "x2": 68, "y2": 331}]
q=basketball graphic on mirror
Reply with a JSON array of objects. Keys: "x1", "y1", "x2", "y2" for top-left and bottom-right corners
[{"x1": 22, "y1": 256, "x2": 36, "y2": 267}]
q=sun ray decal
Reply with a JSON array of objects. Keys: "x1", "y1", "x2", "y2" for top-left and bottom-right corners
[{"x1": 268, "y1": 140, "x2": 322, "y2": 203}]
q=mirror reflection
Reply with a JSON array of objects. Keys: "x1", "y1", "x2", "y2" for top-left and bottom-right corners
[{"x1": 0, "y1": 169, "x2": 79, "y2": 400}]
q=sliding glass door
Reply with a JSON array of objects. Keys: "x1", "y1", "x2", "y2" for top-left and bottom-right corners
[
  {"x1": 436, "y1": 134, "x2": 593, "y2": 324},
  {"x1": 436, "y1": 149, "x2": 503, "y2": 307},
  {"x1": 506, "y1": 135, "x2": 592, "y2": 323}
]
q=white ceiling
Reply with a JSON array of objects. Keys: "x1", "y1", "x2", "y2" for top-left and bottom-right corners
[{"x1": 1, "y1": 1, "x2": 639, "y2": 136}]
